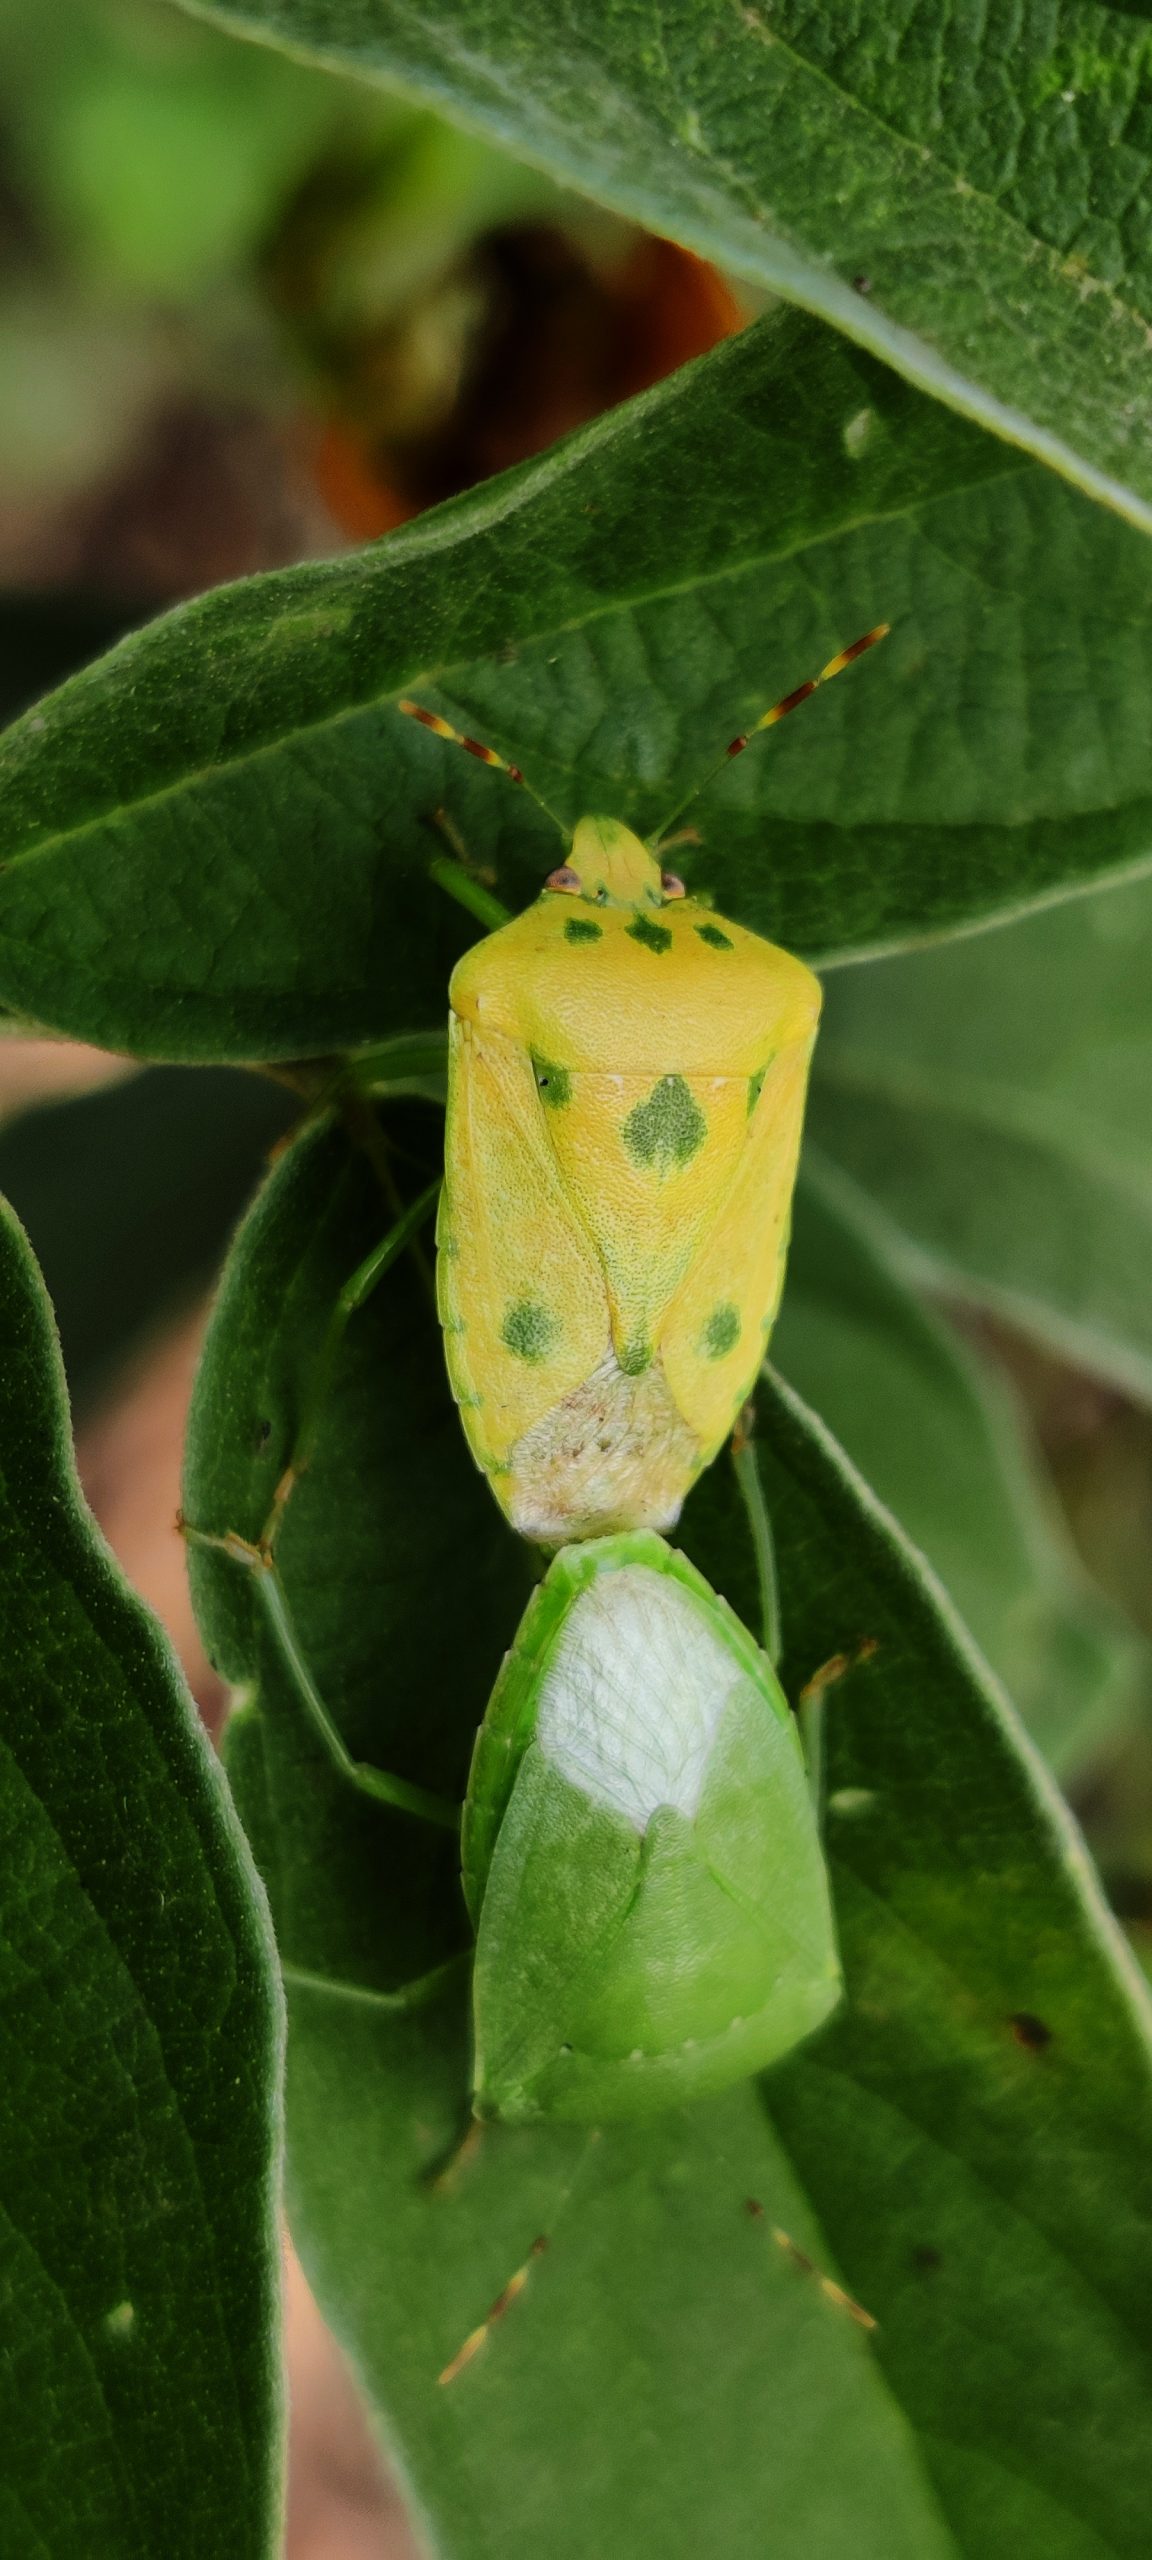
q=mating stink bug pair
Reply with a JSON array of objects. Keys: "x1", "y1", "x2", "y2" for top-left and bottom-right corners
[{"x1": 198, "y1": 628, "x2": 886, "y2": 2124}]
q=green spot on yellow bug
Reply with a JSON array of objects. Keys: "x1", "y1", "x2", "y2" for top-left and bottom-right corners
[
  {"x1": 747, "y1": 1066, "x2": 767, "y2": 1116},
  {"x1": 564, "y1": 918, "x2": 603, "y2": 944},
  {"x1": 622, "y1": 1075, "x2": 707, "y2": 1174},
  {"x1": 696, "y1": 923, "x2": 733, "y2": 951},
  {"x1": 502, "y1": 1300, "x2": 560, "y2": 1363},
  {"x1": 619, "y1": 1337, "x2": 653, "y2": 1375},
  {"x1": 627, "y1": 913, "x2": 673, "y2": 955},
  {"x1": 533, "y1": 1057, "x2": 571, "y2": 1108},
  {"x1": 702, "y1": 1303, "x2": 741, "y2": 1359}
]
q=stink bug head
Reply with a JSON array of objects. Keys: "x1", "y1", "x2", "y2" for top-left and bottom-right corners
[
  {"x1": 560, "y1": 815, "x2": 664, "y2": 908},
  {"x1": 463, "y1": 1533, "x2": 841, "y2": 2124}
]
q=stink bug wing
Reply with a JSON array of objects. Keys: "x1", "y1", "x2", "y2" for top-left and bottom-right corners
[
  {"x1": 466, "y1": 1535, "x2": 840, "y2": 2124},
  {"x1": 439, "y1": 1014, "x2": 607, "y2": 1486},
  {"x1": 470, "y1": 1744, "x2": 643, "y2": 2119},
  {"x1": 539, "y1": 1069, "x2": 753, "y2": 1372},
  {"x1": 659, "y1": 1030, "x2": 818, "y2": 1459}
]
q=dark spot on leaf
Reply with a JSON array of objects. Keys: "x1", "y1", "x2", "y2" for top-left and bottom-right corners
[
  {"x1": 254, "y1": 1418, "x2": 272, "y2": 1451},
  {"x1": 501, "y1": 1300, "x2": 560, "y2": 1363},
  {"x1": 744, "y1": 2198, "x2": 765, "y2": 2220},
  {"x1": 623, "y1": 1074, "x2": 706, "y2": 1173},
  {"x1": 564, "y1": 918, "x2": 603, "y2": 944},
  {"x1": 627, "y1": 913, "x2": 673, "y2": 954},
  {"x1": 532, "y1": 1055, "x2": 571, "y2": 1108},
  {"x1": 696, "y1": 923, "x2": 733, "y2": 951},
  {"x1": 911, "y1": 2244, "x2": 941, "y2": 2274},
  {"x1": 702, "y1": 1303, "x2": 741, "y2": 1359},
  {"x1": 1009, "y1": 2011, "x2": 1052, "y2": 2052}
]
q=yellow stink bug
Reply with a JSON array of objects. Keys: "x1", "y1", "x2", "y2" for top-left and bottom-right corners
[{"x1": 403, "y1": 627, "x2": 887, "y2": 1545}]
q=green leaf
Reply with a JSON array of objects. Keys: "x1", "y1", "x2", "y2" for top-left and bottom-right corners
[
  {"x1": 187, "y1": 1103, "x2": 1152, "y2": 2554},
  {"x1": 775, "y1": 1156, "x2": 1142, "y2": 1778},
  {"x1": 183, "y1": 0, "x2": 1152, "y2": 532},
  {"x1": 0, "y1": 1193, "x2": 282, "y2": 2556},
  {"x1": 754, "y1": 1374, "x2": 1152, "y2": 2560},
  {"x1": 810, "y1": 867, "x2": 1152, "y2": 1403},
  {"x1": 182, "y1": 1105, "x2": 534, "y2": 1995},
  {"x1": 7, "y1": 311, "x2": 1152, "y2": 1056}
]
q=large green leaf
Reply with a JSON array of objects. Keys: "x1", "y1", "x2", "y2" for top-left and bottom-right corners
[
  {"x1": 186, "y1": 0, "x2": 1152, "y2": 531},
  {"x1": 0, "y1": 1194, "x2": 282, "y2": 2556},
  {"x1": 6, "y1": 312, "x2": 1152, "y2": 1057},
  {"x1": 185, "y1": 1107, "x2": 1152, "y2": 2556},
  {"x1": 811, "y1": 867, "x2": 1152, "y2": 1404},
  {"x1": 776, "y1": 1157, "x2": 1142, "y2": 1778}
]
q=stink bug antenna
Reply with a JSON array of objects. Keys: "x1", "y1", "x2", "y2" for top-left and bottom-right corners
[
  {"x1": 397, "y1": 698, "x2": 569, "y2": 840},
  {"x1": 651, "y1": 623, "x2": 890, "y2": 847}
]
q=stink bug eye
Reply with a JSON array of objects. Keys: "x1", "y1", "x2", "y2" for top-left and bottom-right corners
[
  {"x1": 545, "y1": 865, "x2": 582, "y2": 893},
  {"x1": 660, "y1": 871, "x2": 686, "y2": 899}
]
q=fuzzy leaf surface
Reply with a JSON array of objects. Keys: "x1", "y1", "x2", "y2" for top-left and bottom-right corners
[
  {"x1": 5, "y1": 317, "x2": 1152, "y2": 1055},
  {"x1": 0, "y1": 1196, "x2": 282, "y2": 2557},
  {"x1": 811, "y1": 868, "x2": 1152, "y2": 1402},
  {"x1": 776, "y1": 1158, "x2": 1142, "y2": 1778}
]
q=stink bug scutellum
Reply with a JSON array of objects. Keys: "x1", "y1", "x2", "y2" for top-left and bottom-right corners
[{"x1": 189, "y1": 626, "x2": 887, "y2": 2133}]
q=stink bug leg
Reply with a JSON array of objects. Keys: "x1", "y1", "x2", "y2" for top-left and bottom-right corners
[{"x1": 182, "y1": 1177, "x2": 459, "y2": 1835}]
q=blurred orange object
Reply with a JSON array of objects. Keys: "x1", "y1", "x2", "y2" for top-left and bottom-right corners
[{"x1": 312, "y1": 225, "x2": 747, "y2": 537}]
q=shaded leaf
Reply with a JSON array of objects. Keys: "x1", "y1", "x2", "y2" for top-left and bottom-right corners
[
  {"x1": 184, "y1": 0, "x2": 1152, "y2": 531},
  {"x1": 0, "y1": 1066, "x2": 293, "y2": 1413},
  {"x1": 776, "y1": 1156, "x2": 1142, "y2": 1777},
  {"x1": 0, "y1": 1195, "x2": 282, "y2": 2556},
  {"x1": 6, "y1": 315, "x2": 1152, "y2": 1055},
  {"x1": 810, "y1": 868, "x2": 1152, "y2": 1402}
]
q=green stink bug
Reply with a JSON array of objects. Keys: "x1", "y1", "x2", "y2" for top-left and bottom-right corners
[{"x1": 463, "y1": 1530, "x2": 840, "y2": 2123}]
